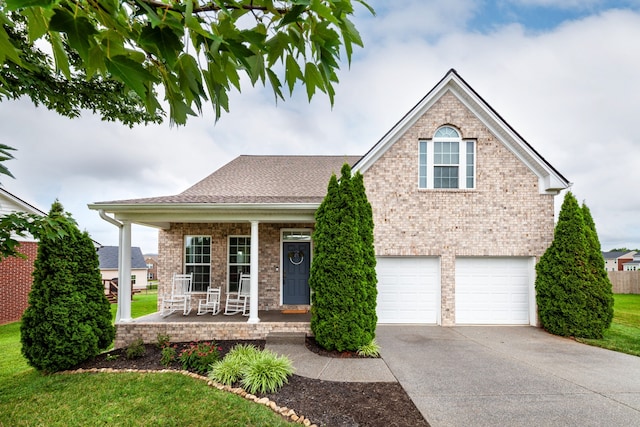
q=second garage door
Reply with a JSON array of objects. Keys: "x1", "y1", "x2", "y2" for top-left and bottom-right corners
[
  {"x1": 376, "y1": 257, "x2": 439, "y2": 324},
  {"x1": 455, "y1": 257, "x2": 533, "y2": 325}
]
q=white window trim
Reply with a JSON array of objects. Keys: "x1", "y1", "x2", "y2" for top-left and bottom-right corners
[
  {"x1": 419, "y1": 135, "x2": 476, "y2": 190},
  {"x1": 227, "y1": 235, "x2": 251, "y2": 293},
  {"x1": 184, "y1": 235, "x2": 212, "y2": 292}
]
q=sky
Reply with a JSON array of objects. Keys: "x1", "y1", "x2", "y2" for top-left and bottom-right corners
[{"x1": 1, "y1": 0, "x2": 639, "y2": 254}]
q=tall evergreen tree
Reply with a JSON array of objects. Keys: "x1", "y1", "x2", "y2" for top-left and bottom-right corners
[
  {"x1": 21, "y1": 201, "x2": 115, "y2": 372},
  {"x1": 581, "y1": 202, "x2": 614, "y2": 330},
  {"x1": 535, "y1": 192, "x2": 611, "y2": 338},
  {"x1": 352, "y1": 171, "x2": 378, "y2": 338},
  {"x1": 309, "y1": 164, "x2": 376, "y2": 351}
]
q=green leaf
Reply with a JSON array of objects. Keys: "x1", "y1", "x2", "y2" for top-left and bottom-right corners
[
  {"x1": 5, "y1": 0, "x2": 54, "y2": 9},
  {"x1": 49, "y1": 8, "x2": 98, "y2": 60},
  {"x1": 304, "y1": 62, "x2": 324, "y2": 100},
  {"x1": 23, "y1": 7, "x2": 50, "y2": 41},
  {"x1": 279, "y1": 4, "x2": 307, "y2": 27},
  {"x1": 266, "y1": 68, "x2": 284, "y2": 101},
  {"x1": 48, "y1": 31, "x2": 70, "y2": 78},
  {"x1": 139, "y1": 24, "x2": 183, "y2": 67},
  {"x1": 0, "y1": 26, "x2": 22, "y2": 65},
  {"x1": 285, "y1": 54, "x2": 303, "y2": 94},
  {"x1": 106, "y1": 55, "x2": 158, "y2": 100}
]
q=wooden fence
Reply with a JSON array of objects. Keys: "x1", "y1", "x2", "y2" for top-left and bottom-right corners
[{"x1": 608, "y1": 271, "x2": 640, "y2": 294}]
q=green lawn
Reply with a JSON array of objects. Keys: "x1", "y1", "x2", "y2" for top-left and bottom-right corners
[
  {"x1": 577, "y1": 294, "x2": 640, "y2": 356},
  {"x1": 110, "y1": 289, "x2": 159, "y2": 321},
  {"x1": 0, "y1": 291, "x2": 291, "y2": 426}
]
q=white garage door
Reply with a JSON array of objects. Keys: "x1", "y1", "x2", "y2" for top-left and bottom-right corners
[
  {"x1": 376, "y1": 257, "x2": 439, "y2": 323},
  {"x1": 455, "y1": 257, "x2": 533, "y2": 325}
]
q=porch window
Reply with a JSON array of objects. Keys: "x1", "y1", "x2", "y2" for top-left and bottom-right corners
[
  {"x1": 228, "y1": 236, "x2": 250, "y2": 292},
  {"x1": 185, "y1": 236, "x2": 211, "y2": 292}
]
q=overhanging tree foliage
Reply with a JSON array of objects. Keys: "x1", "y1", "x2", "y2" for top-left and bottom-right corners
[
  {"x1": 309, "y1": 163, "x2": 377, "y2": 351},
  {"x1": 535, "y1": 191, "x2": 613, "y2": 339},
  {"x1": 20, "y1": 201, "x2": 115, "y2": 373},
  {"x1": 1, "y1": 1, "x2": 373, "y2": 126}
]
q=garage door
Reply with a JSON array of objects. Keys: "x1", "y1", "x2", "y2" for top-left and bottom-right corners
[
  {"x1": 376, "y1": 257, "x2": 439, "y2": 323},
  {"x1": 455, "y1": 257, "x2": 532, "y2": 325}
]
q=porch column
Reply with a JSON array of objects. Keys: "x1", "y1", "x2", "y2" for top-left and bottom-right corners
[
  {"x1": 247, "y1": 220, "x2": 260, "y2": 323},
  {"x1": 116, "y1": 221, "x2": 133, "y2": 323}
]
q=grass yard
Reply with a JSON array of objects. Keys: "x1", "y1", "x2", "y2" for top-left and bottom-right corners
[
  {"x1": 110, "y1": 289, "x2": 159, "y2": 321},
  {"x1": 0, "y1": 289, "x2": 292, "y2": 427},
  {"x1": 578, "y1": 294, "x2": 640, "y2": 356}
]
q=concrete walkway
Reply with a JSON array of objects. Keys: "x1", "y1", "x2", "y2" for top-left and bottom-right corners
[
  {"x1": 376, "y1": 325, "x2": 640, "y2": 427},
  {"x1": 265, "y1": 339, "x2": 396, "y2": 382}
]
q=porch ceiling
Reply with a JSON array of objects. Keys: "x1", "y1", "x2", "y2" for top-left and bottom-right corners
[{"x1": 88, "y1": 202, "x2": 319, "y2": 229}]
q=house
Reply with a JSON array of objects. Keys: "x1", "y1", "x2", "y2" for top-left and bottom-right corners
[
  {"x1": 602, "y1": 251, "x2": 637, "y2": 271},
  {"x1": 89, "y1": 69, "x2": 569, "y2": 332},
  {"x1": 145, "y1": 254, "x2": 158, "y2": 281},
  {"x1": 0, "y1": 188, "x2": 46, "y2": 324},
  {"x1": 97, "y1": 246, "x2": 149, "y2": 290},
  {"x1": 623, "y1": 253, "x2": 640, "y2": 271}
]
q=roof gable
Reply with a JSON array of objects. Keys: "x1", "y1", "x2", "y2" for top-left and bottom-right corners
[
  {"x1": 353, "y1": 69, "x2": 570, "y2": 194},
  {"x1": 98, "y1": 246, "x2": 148, "y2": 269}
]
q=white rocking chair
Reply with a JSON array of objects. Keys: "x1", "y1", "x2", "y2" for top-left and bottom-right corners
[
  {"x1": 160, "y1": 273, "x2": 193, "y2": 317},
  {"x1": 224, "y1": 273, "x2": 250, "y2": 316},
  {"x1": 197, "y1": 287, "x2": 221, "y2": 315}
]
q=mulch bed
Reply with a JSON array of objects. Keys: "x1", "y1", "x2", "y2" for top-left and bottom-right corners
[{"x1": 73, "y1": 339, "x2": 429, "y2": 427}]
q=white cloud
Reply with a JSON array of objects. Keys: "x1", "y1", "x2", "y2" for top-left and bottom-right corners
[{"x1": 1, "y1": 2, "x2": 639, "y2": 252}]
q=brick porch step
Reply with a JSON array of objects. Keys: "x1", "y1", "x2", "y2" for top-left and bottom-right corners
[{"x1": 266, "y1": 332, "x2": 307, "y2": 345}]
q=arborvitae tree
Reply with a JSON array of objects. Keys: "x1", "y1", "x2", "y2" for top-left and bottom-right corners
[
  {"x1": 581, "y1": 202, "x2": 614, "y2": 331},
  {"x1": 352, "y1": 171, "x2": 378, "y2": 339},
  {"x1": 21, "y1": 201, "x2": 115, "y2": 372},
  {"x1": 535, "y1": 192, "x2": 610, "y2": 338},
  {"x1": 310, "y1": 164, "x2": 376, "y2": 351}
]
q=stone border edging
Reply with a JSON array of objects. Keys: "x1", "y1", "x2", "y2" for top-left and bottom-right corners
[{"x1": 60, "y1": 368, "x2": 316, "y2": 427}]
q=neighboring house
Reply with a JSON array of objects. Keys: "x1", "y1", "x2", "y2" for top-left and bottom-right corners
[
  {"x1": 90, "y1": 69, "x2": 570, "y2": 326},
  {"x1": 623, "y1": 254, "x2": 640, "y2": 271},
  {"x1": 0, "y1": 189, "x2": 46, "y2": 325},
  {"x1": 145, "y1": 254, "x2": 158, "y2": 280},
  {"x1": 97, "y1": 246, "x2": 149, "y2": 290},
  {"x1": 602, "y1": 251, "x2": 637, "y2": 271}
]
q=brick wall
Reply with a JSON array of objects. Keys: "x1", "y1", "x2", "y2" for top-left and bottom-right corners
[
  {"x1": 158, "y1": 223, "x2": 314, "y2": 311},
  {"x1": 114, "y1": 321, "x2": 312, "y2": 348},
  {"x1": 363, "y1": 91, "x2": 555, "y2": 325},
  {"x1": 0, "y1": 242, "x2": 38, "y2": 324}
]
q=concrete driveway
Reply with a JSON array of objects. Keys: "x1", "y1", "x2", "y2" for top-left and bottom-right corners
[{"x1": 376, "y1": 325, "x2": 640, "y2": 427}]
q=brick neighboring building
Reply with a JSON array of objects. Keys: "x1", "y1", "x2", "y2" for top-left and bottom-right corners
[
  {"x1": 0, "y1": 189, "x2": 46, "y2": 325},
  {"x1": 91, "y1": 69, "x2": 570, "y2": 327}
]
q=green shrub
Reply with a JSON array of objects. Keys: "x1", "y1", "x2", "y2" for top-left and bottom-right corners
[
  {"x1": 160, "y1": 345, "x2": 177, "y2": 367},
  {"x1": 357, "y1": 339, "x2": 381, "y2": 357},
  {"x1": 179, "y1": 341, "x2": 222, "y2": 374},
  {"x1": 20, "y1": 201, "x2": 115, "y2": 373},
  {"x1": 125, "y1": 338, "x2": 146, "y2": 359},
  {"x1": 209, "y1": 344, "x2": 261, "y2": 385},
  {"x1": 310, "y1": 164, "x2": 377, "y2": 351},
  {"x1": 535, "y1": 192, "x2": 613, "y2": 338},
  {"x1": 155, "y1": 333, "x2": 171, "y2": 349},
  {"x1": 209, "y1": 344, "x2": 293, "y2": 393},
  {"x1": 240, "y1": 350, "x2": 294, "y2": 394}
]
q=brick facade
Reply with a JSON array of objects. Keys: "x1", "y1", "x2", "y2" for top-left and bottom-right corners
[
  {"x1": 0, "y1": 242, "x2": 38, "y2": 325},
  {"x1": 362, "y1": 92, "x2": 555, "y2": 325},
  {"x1": 158, "y1": 223, "x2": 315, "y2": 311}
]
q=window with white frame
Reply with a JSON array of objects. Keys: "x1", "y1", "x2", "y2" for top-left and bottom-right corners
[
  {"x1": 185, "y1": 236, "x2": 211, "y2": 292},
  {"x1": 228, "y1": 236, "x2": 250, "y2": 292},
  {"x1": 419, "y1": 126, "x2": 475, "y2": 189}
]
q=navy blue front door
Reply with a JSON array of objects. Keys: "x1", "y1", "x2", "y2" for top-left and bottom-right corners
[{"x1": 283, "y1": 241, "x2": 310, "y2": 304}]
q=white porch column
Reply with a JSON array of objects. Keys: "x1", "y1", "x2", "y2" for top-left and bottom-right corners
[
  {"x1": 117, "y1": 221, "x2": 133, "y2": 323},
  {"x1": 247, "y1": 220, "x2": 260, "y2": 323}
]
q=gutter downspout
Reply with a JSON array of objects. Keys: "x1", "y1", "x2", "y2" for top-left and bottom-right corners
[{"x1": 98, "y1": 210, "x2": 132, "y2": 322}]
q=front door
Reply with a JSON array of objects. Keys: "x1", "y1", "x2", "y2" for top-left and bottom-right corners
[{"x1": 283, "y1": 241, "x2": 310, "y2": 304}]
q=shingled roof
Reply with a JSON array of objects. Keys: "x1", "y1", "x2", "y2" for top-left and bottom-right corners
[
  {"x1": 95, "y1": 155, "x2": 360, "y2": 205},
  {"x1": 98, "y1": 246, "x2": 147, "y2": 270}
]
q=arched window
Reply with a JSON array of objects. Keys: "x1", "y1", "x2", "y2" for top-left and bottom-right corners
[{"x1": 418, "y1": 126, "x2": 475, "y2": 189}]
